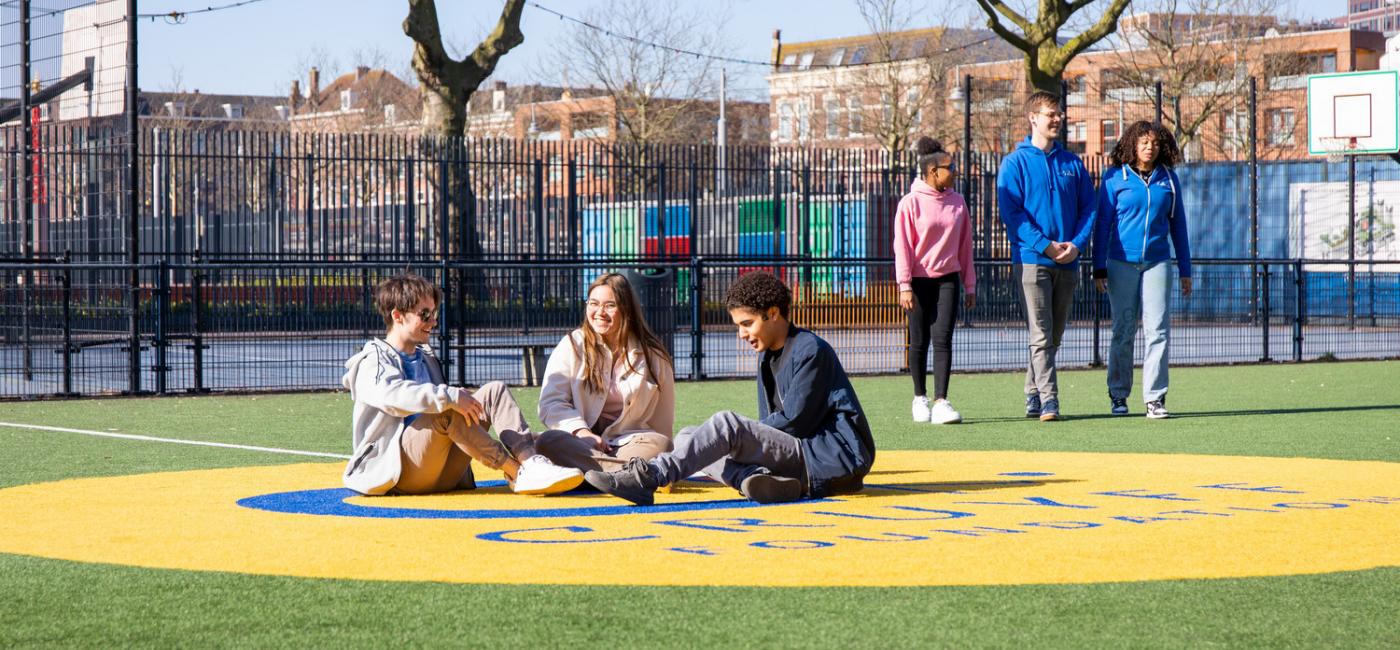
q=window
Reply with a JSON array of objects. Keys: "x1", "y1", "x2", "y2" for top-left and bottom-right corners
[
  {"x1": 492, "y1": 90, "x2": 506, "y2": 112},
  {"x1": 1101, "y1": 119, "x2": 1119, "y2": 152},
  {"x1": 549, "y1": 154, "x2": 562, "y2": 182},
  {"x1": 1069, "y1": 121, "x2": 1087, "y2": 143},
  {"x1": 340, "y1": 90, "x2": 355, "y2": 112},
  {"x1": 782, "y1": 53, "x2": 797, "y2": 70},
  {"x1": 825, "y1": 95, "x2": 841, "y2": 138},
  {"x1": 1268, "y1": 108, "x2": 1296, "y2": 146},
  {"x1": 848, "y1": 47, "x2": 867, "y2": 65},
  {"x1": 797, "y1": 98, "x2": 811, "y2": 140},
  {"x1": 798, "y1": 51, "x2": 815, "y2": 70},
  {"x1": 847, "y1": 96, "x2": 863, "y2": 135},
  {"x1": 827, "y1": 48, "x2": 846, "y2": 66},
  {"x1": 164, "y1": 101, "x2": 186, "y2": 117},
  {"x1": 383, "y1": 104, "x2": 397, "y2": 125},
  {"x1": 778, "y1": 101, "x2": 794, "y2": 141},
  {"x1": 906, "y1": 89, "x2": 921, "y2": 127},
  {"x1": 221, "y1": 103, "x2": 243, "y2": 119}
]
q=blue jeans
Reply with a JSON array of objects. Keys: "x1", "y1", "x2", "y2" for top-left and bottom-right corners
[{"x1": 1106, "y1": 259, "x2": 1171, "y2": 403}]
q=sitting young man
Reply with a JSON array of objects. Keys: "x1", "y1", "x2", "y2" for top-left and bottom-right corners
[
  {"x1": 341, "y1": 273, "x2": 583, "y2": 496},
  {"x1": 584, "y1": 270, "x2": 876, "y2": 505}
]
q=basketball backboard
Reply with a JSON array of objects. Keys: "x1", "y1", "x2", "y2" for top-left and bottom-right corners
[{"x1": 1306, "y1": 70, "x2": 1399, "y2": 158}]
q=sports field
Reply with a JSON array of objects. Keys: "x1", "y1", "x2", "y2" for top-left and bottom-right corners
[{"x1": 1, "y1": 360, "x2": 1397, "y2": 647}]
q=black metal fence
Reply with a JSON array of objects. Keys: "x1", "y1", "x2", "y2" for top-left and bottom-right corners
[{"x1": 2, "y1": 256, "x2": 1396, "y2": 398}]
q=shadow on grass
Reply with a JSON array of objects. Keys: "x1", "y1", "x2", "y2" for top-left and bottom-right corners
[{"x1": 961, "y1": 403, "x2": 1399, "y2": 423}]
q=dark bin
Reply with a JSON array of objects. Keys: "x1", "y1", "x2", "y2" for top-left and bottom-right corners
[{"x1": 623, "y1": 267, "x2": 675, "y2": 357}]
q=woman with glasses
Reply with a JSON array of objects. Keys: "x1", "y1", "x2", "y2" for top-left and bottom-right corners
[
  {"x1": 1092, "y1": 121, "x2": 1192, "y2": 419},
  {"x1": 895, "y1": 137, "x2": 977, "y2": 424},
  {"x1": 529, "y1": 272, "x2": 676, "y2": 471}
]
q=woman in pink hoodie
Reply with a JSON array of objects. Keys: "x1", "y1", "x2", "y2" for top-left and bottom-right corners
[{"x1": 894, "y1": 137, "x2": 976, "y2": 424}]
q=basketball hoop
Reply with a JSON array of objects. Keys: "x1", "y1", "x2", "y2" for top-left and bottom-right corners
[{"x1": 1320, "y1": 137, "x2": 1359, "y2": 164}]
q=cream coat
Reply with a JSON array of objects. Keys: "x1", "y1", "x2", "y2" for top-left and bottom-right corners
[
  {"x1": 538, "y1": 330, "x2": 675, "y2": 443},
  {"x1": 340, "y1": 339, "x2": 463, "y2": 495}
]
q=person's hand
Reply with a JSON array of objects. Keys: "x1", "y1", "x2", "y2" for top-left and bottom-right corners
[
  {"x1": 454, "y1": 393, "x2": 484, "y2": 427},
  {"x1": 899, "y1": 290, "x2": 914, "y2": 311},
  {"x1": 1042, "y1": 242, "x2": 1061, "y2": 259},
  {"x1": 964, "y1": 292, "x2": 976, "y2": 310},
  {"x1": 1056, "y1": 242, "x2": 1080, "y2": 264},
  {"x1": 1095, "y1": 278, "x2": 1109, "y2": 294},
  {"x1": 573, "y1": 428, "x2": 607, "y2": 451},
  {"x1": 1181, "y1": 277, "x2": 1193, "y2": 298}
]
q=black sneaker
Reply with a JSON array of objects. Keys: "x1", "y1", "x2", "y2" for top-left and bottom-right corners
[
  {"x1": 1110, "y1": 397, "x2": 1129, "y2": 416},
  {"x1": 1145, "y1": 399, "x2": 1170, "y2": 419},
  {"x1": 1025, "y1": 394, "x2": 1042, "y2": 418},
  {"x1": 740, "y1": 473, "x2": 804, "y2": 504},
  {"x1": 583, "y1": 457, "x2": 660, "y2": 506}
]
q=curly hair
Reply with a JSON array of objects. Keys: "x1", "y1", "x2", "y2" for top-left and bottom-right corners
[
  {"x1": 1111, "y1": 121, "x2": 1182, "y2": 168},
  {"x1": 724, "y1": 271, "x2": 792, "y2": 319},
  {"x1": 914, "y1": 136, "x2": 949, "y2": 178}
]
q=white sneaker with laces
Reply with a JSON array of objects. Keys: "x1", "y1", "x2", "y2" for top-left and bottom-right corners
[
  {"x1": 912, "y1": 395, "x2": 932, "y2": 422},
  {"x1": 512, "y1": 455, "x2": 584, "y2": 495},
  {"x1": 929, "y1": 399, "x2": 963, "y2": 424}
]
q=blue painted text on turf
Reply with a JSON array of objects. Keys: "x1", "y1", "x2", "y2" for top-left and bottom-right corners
[{"x1": 477, "y1": 526, "x2": 658, "y2": 544}]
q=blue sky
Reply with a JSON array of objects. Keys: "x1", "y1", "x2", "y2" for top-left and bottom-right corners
[{"x1": 128, "y1": 0, "x2": 1350, "y2": 101}]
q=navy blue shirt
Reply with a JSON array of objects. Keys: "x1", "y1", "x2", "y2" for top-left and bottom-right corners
[{"x1": 398, "y1": 349, "x2": 432, "y2": 427}]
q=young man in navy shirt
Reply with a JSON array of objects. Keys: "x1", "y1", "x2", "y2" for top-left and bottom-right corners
[{"x1": 584, "y1": 271, "x2": 875, "y2": 505}]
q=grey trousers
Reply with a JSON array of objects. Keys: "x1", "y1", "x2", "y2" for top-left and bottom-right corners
[
  {"x1": 1016, "y1": 263, "x2": 1078, "y2": 402},
  {"x1": 649, "y1": 410, "x2": 805, "y2": 493}
]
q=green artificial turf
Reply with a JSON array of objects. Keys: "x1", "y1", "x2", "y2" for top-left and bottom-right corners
[{"x1": 1, "y1": 360, "x2": 1397, "y2": 648}]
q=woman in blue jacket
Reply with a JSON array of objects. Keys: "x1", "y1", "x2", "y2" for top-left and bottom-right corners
[{"x1": 1093, "y1": 121, "x2": 1192, "y2": 419}]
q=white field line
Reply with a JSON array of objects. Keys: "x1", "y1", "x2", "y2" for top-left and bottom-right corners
[{"x1": 0, "y1": 421, "x2": 350, "y2": 460}]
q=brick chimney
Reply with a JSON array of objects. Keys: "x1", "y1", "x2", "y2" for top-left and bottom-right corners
[
  {"x1": 355, "y1": 66, "x2": 369, "y2": 81},
  {"x1": 309, "y1": 67, "x2": 320, "y2": 103},
  {"x1": 290, "y1": 79, "x2": 301, "y2": 109}
]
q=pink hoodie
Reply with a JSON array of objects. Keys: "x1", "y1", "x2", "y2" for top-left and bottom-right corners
[{"x1": 893, "y1": 178, "x2": 976, "y2": 294}]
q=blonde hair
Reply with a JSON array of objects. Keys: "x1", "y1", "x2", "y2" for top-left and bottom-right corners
[{"x1": 577, "y1": 273, "x2": 672, "y2": 394}]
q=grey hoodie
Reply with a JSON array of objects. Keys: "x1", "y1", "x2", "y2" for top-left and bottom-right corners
[{"x1": 341, "y1": 338, "x2": 464, "y2": 495}]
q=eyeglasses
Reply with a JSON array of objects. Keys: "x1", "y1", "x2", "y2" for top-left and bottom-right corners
[
  {"x1": 936, "y1": 162, "x2": 958, "y2": 173},
  {"x1": 415, "y1": 308, "x2": 439, "y2": 322},
  {"x1": 586, "y1": 300, "x2": 620, "y2": 313},
  {"x1": 1034, "y1": 111, "x2": 1066, "y2": 120}
]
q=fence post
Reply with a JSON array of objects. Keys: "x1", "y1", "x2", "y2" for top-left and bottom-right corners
[
  {"x1": 801, "y1": 165, "x2": 811, "y2": 283},
  {"x1": 61, "y1": 251, "x2": 73, "y2": 395},
  {"x1": 303, "y1": 151, "x2": 315, "y2": 310},
  {"x1": 772, "y1": 165, "x2": 782, "y2": 260},
  {"x1": 657, "y1": 162, "x2": 667, "y2": 258},
  {"x1": 1154, "y1": 81, "x2": 1163, "y2": 127},
  {"x1": 1259, "y1": 263, "x2": 1272, "y2": 362},
  {"x1": 405, "y1": 155, "x2": 415, "y2": 260},
  {"x1": 691, "y1": 257, "x2": 704, "y2": 380},
  {"x1": 155, "y1": 258, "x2": 169, "y2": 395},
  {"x1": 962, "y1": 74, "x2": 973, "y2": 220},
  {"x1": 567, "y1": 156, "x2": 578, "y2": 257},
  {"x1": 438, "y1": 258, "x2": 451, "y2": 379},
  {"x1": 1249, "y1": 77, "x2": 1259, "y2": 326},
  {"x1": 1091, "y1": 280, "x2": 1102, "y2": 367},
  {"x1": 533, "y1": 157, "x2": 545, "y2": 257},
  {"x1": 1347, "y1": 153, "x2": 1356, "y2": 329},
  {"x1": 192, "y1": 249, "x2": 205, "y2": 393},
  {"x1": 1293, "y1": 258, "x2": 1304, "y2": 363}
]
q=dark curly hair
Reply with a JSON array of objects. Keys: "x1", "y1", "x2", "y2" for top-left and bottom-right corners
[
  {"x1": 724, "y1": 270, "x2": 792, "y2": 319},
  {"x1": 1111, "y1": 121, "x2": 1182, "y2": 168},
  {"x1": 914, "y1": 136, "x2": 948, "y2": 177}
]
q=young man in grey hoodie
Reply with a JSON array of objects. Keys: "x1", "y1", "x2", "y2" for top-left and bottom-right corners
[{"x1": 341, "y1": 273, "x2": 582, "y2": 496}]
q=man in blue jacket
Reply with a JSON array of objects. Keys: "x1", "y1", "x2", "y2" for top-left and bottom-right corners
[
  {"x1": 996, "y1": 91, "x2": 1096, "y2": 421},
  {"x1": 584, "y1": 271, "x2": 875, "y2": 506}
]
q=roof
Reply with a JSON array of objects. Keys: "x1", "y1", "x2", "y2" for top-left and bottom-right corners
[{"x1": 772, "y1": 27, "x2": 1020, "y2": 72}]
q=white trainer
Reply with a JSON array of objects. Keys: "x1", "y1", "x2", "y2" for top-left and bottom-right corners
[
  {"x1": 512, "y1": 455, "x2": 584, "y2": 495},
  {"x1": 929, "y1": 399, "x2": 963, "y2": 424},
  {"x1": 912, "y1": 395, "x2": 932, "y2": 422}
]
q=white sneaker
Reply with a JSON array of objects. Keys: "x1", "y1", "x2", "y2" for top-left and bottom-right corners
[
  {"x1": 912, "y1": 395, "x2": 932, "y2": 422},
  {"x1": 929, "y1": 399, "x2": 963, "y2": 424},
  {"x1": 512, "y1": 455, "x2": 584, "y2": 495}
]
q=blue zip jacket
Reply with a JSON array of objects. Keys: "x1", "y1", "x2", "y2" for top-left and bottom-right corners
[
  {"x1": 996, "y1": 137, "x2": 1096, "y2": 267},
  {"x1": 757, "y1": 325, "x2": 875, "y2": 498},
  {"x1": 1092, "y1": 165, "x2": 1192, "y2": 278}
]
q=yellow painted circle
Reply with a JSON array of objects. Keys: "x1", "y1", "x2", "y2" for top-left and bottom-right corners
[{"x1": 1, "y1": 451, "x2": 1397, "y2": 586}]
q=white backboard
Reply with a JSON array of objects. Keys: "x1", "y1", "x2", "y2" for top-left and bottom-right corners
[{"x1": 1306, "y1": 70, "x2": 1399, "y2": 156}]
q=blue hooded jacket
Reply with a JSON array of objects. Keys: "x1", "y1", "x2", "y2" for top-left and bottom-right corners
[
  {"x1": 996, "y1": 137, "x2": 1097, "y2": 267},
  {"x1": 1092, "y1": 165, "x2": 1192, "y2": 278}
]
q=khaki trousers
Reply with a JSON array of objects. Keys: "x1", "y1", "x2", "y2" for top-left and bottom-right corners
[
  {"x1": 393, "y1": 381, "x2": 532, "y2": 495},
  {"x1": 510, "y1": 429, "x2": 673, "y2": 473}
]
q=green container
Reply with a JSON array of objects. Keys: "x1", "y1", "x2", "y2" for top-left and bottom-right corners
[{"x1": 738, "y1": 198, "x2": 783, "y2": 234}]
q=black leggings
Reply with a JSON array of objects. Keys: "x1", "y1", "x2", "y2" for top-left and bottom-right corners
[{"x1": 908, "y1": 274, "x2": 960, "y2": 399}]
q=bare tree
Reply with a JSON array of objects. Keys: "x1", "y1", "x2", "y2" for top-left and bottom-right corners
[
  {"x1": 975, "y1": 0, "x2": 1133, "y2": 93},
  {"x1": 403, "y1": 0, "x2": 525, "y2": 259},
  {"x1": 550, "y1": 0, "x2": 727, "y2": 177},
  {"x1": 1108, "y1": 0, "x2": 1312, "y2": 161},
  {"x1": 846, "y1": 0, "x2": 976, "y2": 158}
]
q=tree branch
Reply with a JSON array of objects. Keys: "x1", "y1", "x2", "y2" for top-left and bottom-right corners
[
  {"x1": 464, "y1": 0, "x2": 527, "y2": 89},
  {"x1": 975, "y1": 0, "x2": 1033, "y2": 51},
  {"x1": 1058, "y1": 0, "x2": 1131, "y2": 61}
]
